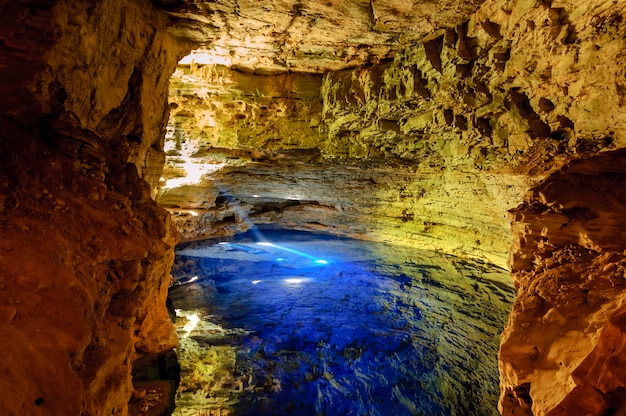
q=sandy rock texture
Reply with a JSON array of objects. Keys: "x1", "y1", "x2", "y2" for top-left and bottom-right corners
[
  {"x1": 320, "y1": 0, "x2": 626, "y2": 165},
  {"x1": 160, "y1": 149, "x2": 530, "y2": 268},
  {"x1": 500, "y1": 149, "x2": 626, "y2": 415},
  {"x1": 0, "y1": 0, "x2": 185, "y2": 414},
  {"x1": 160, "y1": 0, "x2": 626, "y2": 269},
  {"x1": 155, "y1": 0, "x2": 486, "y2": 73},
  {"x1": 168, "y1": 65, "x2": 324, "y2": 151}
]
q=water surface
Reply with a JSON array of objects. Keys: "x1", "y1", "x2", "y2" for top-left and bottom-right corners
[{"x1": 169, "y1": 230, "x2": 514, "y2": 416}]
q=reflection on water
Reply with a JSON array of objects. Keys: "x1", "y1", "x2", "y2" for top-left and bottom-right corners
[{"x1": 169, "y1": 230, "x2": 514, "y2": 416}]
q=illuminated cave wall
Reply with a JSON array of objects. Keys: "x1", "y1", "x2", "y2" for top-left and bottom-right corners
[
  {"x1": 500, "y1": 149, "x2": 626, "y2": 415},
  {"x1": 161, "y1": 0, "x2": 626, "y2": 271},
  {"x1": 0, "y1": 0, "x2": 185, "y2": 414},
  {"x1": 160, "y1": 0, "x2": 626, "y2": 414}
]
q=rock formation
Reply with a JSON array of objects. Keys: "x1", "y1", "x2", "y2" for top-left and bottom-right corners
[
  {"x1": 0, "y1": 0, "x2": 185, "y2": 414},
  {"x1": 501, "y1": 150, "x2": 626, "y2": 415},
  {"x1": 2, "y1": 0, "x2": 626, "y2": 414},
  {"x1": 154, "y1": 0, "x2": 486, "y2": 73}
]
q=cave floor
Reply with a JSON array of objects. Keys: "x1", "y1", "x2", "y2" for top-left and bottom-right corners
[{"x1": 168, "y1": 230, "x2": 514, "y2": 416}]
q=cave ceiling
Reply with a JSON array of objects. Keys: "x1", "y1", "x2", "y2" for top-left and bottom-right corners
[{"x1": 154, "y1": 0, "x2": 486, "y2": 73}]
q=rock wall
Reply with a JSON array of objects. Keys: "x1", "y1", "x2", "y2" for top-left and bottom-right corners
[
  {"x1": 161, "y1": 0, "x2": 625, "y2": 270},
  {"x1": 155, "y1": 0, "x2": 487, "y2": 73},
  {"x1": 0, "y1": 0, "x2": 185, "y2": 414},
  {"x1": 160, "y1": 57, "x2": 537, "y2": 269},
  {"x1": 168, "y1": 65, "x2": 324, "y2": 151},
  {"x1": 7, "y1": 0, "x2": 621, "y2": 413},
  {"x1": 316, "y1": 0, "x2": 626, "y2": 264},
  {"x1": 501, "y1": 149, "x2": 626, "y2": 415},
  {"x1": 160, "y1": 152, "x2": 530, "y2": 268}
]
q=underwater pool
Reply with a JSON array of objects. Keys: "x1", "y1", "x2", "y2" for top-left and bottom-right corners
[{"x1": 168, "y1": 230, "x2": 514, "y2": 416}]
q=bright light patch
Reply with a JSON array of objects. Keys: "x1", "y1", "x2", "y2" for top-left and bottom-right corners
[
  {"x1": 162, "y1": 160, "x2": 226, "y2": 190},
  {"x1": 178, "y1": 51, "x2": 232, "y2": 67},
  {"x1": 181, "y1": 312, "x2": 200, "y2": 339},
  {"x1": 255, "y1": 242, "x2": 329, "y2": 266},
  {"x1": 284, "y1": 278, "x2": 306, "y2": 284},
  {"x1": 252, "y1": 194, "x2": 261, "y2": 198},
  {"x1": 188, "y1": 276, "x2": 199, "y2": 283},
  {"x1": 252, "y1": 280, "x2": 262, "y2": 285}
]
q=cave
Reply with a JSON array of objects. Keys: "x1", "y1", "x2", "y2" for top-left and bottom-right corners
[{"x1": 2, "y1": 1, "x2": 626, "y2": 416}]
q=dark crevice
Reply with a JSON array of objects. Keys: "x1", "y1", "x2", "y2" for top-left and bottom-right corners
[
  {"x1": 456, "y1": 22, "x2": 479, "y2": 60},
  {"x1": 538, "y1": 97, "x2": 556, "y2": 113},
  {"x1": 476, "y1": 117, "x2": 493, "y2": 138},
  {"x1": 509, "y1": 90, "x2": 551, "y2": 138},
  {"x1": 455, "y1": 114, "x2": 468, "y2": 131},
  {"x1": 423, "y1": 35, "x2": 444, "y2": 72},
  {"x1": 480, "y1": 20, "x2": 502, "y2": 39},
  {"x1": 412, "y1": 67, "x2": 431, "y2": 98}
]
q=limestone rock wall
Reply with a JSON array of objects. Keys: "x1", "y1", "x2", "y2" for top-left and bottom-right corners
[
  {"x1": 320, "y1": 3, "x2": 626, "y2": 166},
  {"x1": 168, "y1": 65, "x2": 324, "y2": 151},
  {"x1": 500, "y1": 149, "x2": 626, "y2": 415},
  {"x1": 315, "y1": 0, "x2": 626, "y2": 265},
  {"x1": 160, "y1": 152, "x2": 530, "y2": 268},
  {"x1": 159, "y1": 51, "x2": 537, "y2": 268},
  {"x1": 162, "y1": 0, "x2": 625, "y2": 271},
  {"x1": 156, "y1": 0, "x2": 486, "y2": 73},
  {"x1": 0, "y1": 0, "x2": 185, "y2": 414}
]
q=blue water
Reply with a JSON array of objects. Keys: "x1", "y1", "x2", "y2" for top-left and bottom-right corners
[{"x1": 169, "y1": 230, "x2": 514, "y2": 416}]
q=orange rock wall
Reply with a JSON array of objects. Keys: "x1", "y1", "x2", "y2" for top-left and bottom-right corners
[
  {"x1": 500, "y1": 150, "x2": 626, "y2": 415},
  {"x1": 0, "y1": 0, "x2": 185, "y2": 414}
]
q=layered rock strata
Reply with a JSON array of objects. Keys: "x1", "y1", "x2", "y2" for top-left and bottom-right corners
[
  {"x1": 156, "y1": 0, "x2": 487, "y2": 73},
  {"x1": 0, "y1": 0, "x2": 185, "y2": 414},
  {"x1": 161, "y1": 0, "x2": 626, "y2": 269},
  {"x1": 2, "y1": 0, "x2": 626, "y2": 414},
  {"x1": 168, "y1": 65, "x2": 324, "y2": 151},
  {"x1": 160, "y1": 149, "x2": 530, "y2": 268}
]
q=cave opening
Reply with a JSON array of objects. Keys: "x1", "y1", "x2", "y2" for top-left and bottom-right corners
[{"x1": 167, "y1": 228, "x2": 514, "y2": 415}]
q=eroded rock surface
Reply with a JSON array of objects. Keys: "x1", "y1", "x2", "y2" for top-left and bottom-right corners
[
  {"x1": 160, "y1": 149, "x2": 530, "y2": 268},
  {"x1": 160, "y1": 0, "x2": 626, "y2": 270},
  {"x1": 0, "y1": 0, "x2": 185, "y2": 414},
  {"x1": 3, "y1": 0, "x2": 626, "y2": 414},
  {"x1": 156, "y1": 0, "x2": 487, "y2": 73},
  {"x1": 500, "y1": 149, "x2": 626, "y2": 415}
]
